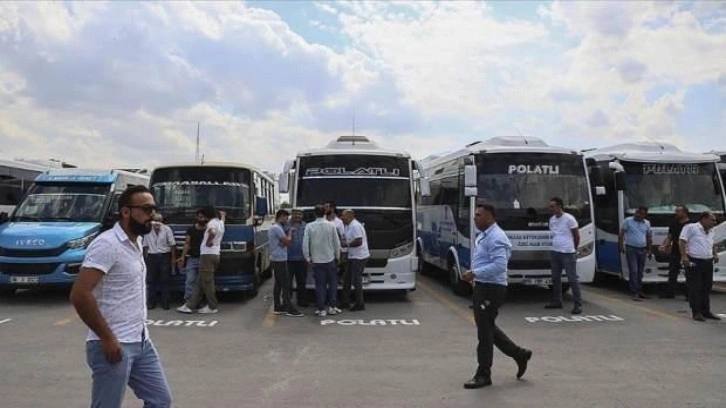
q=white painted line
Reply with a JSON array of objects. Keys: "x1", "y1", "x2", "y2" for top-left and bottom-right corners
[
  {"x1": 320, "y1": 319, "x2": 420, "y2": 326},
  {"x1": 145, "y1": 319, "x2": 218, "y2": 327},
  {"x1": 0, "y1": 318, "x2": 12, "y2": 325},
  {"x1": 524, "y1": 314, "x2": 624, "y2": 323}
]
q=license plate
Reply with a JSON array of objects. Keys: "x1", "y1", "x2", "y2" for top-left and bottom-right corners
[
  {"x1": 524, "y1": 278, "x2": 550, "y2": 285},
  {"x1": 10, "y1": 276, "x2": 39, "y2": 284}
]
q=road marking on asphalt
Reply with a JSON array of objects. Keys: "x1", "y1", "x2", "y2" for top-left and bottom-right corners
[
  {"x1": 145, "y1": 319, "x2": 218, "y2": 327},
  {"x1": 262, "y1": 304, "x2": 277, "y2": 327},
  {"x1": 53, "y1": 313, "x2": 78, "y2": 326},
  {"x1": 583, "y1": 287, "x2": 680, "y2": 322},
  {"x1": 0, "y1": 318, "x2": 12, "y2": 326},
  {"x1": 417, "y1": 280, "x2": 475, "y2": 326},
  {"x1": 320, "y1": 319, "x2": 420, "y2": 326},
  {"x1": 525, "y1": 314, "x2": 624, "y2": 323}
]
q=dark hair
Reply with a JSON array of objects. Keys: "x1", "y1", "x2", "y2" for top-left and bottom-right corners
[
  {"x1": 118, "y1": 185, "x2": 151, "y2": 211},
  {"x1": 550, "y1": 197, "x2": 564, "y2": 208},
  {"x1": 196, "y1": 209, "x2": 205, "y2": 216},
  {"x1": 675, "y1": 204, "x2": 689, "y2": 214},
  {"x1": 637, "y1": 206, "x2": 648, "y2": 213},
  {"x1": 275, "y1": 209, "x2": 290, "y2": 219},
  {"x1": 324, "y1": 200, "x2": 336, "y2": 210},
  {"x1": 476, "y1": 203, "x2": 496, "y2": 218},
  {"x1": 314, "y1": 204, "x2": 325, "y2": 218},
  {"x1": 200, "y1": 206, "x2": 217, "y2": 219}
]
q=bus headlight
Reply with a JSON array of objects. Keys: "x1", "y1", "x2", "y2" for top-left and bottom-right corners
[
  {"x1": 577, "y1": 242, "x2": 594, "y2": 258},
  {"x1": 68, "y1": 233, "x2": 98, "y2": 249},
  {"x1": 390, "y1": 242, "x2": 414, "y2": 258}
]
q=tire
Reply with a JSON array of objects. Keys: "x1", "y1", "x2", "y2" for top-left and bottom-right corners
[{"x1": 449, "y1": 261, "x2": 472, "y2": 297}]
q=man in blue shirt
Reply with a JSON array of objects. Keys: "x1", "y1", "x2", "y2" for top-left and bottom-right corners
[
  {"x1": 269, "y1": 209, "x2": 303, "y2": 317},
  {"x1": 286, "y1": 209, "x2": 308, "y2": 307},
  {"x1": 619, "y1": 205, "x2": 653, "y2": 301},
  {"x1": 462, "y1": 204, "x2": 532, "y2": 389}
]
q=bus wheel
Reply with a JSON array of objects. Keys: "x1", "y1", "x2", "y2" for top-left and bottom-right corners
[
  {"x1": 449, "y1": 262, "x2": 472, "y2": 297},
  {"x1": 249, "y1": 275, "x2": 260, "y2": 298}
]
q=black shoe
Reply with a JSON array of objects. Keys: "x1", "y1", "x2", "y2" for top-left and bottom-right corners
[
  {"x1": 350, "y1": 304, "x2": 365, "y2": 311},
  {"x1": 286, "y1": 309, "x2": 305, "y2": 317},
  {"x1": 544, "y1": 303, "x2": 563, "y2": 309},
  {"x1": 571, "y1": 307, "x2": 582, "y2": 315},
  {"x1": 162, "y1": 303, "x2": 170, "y2": 310},
  {"x1": 463, "y1": 375, "x2": 492, "y2": 389},
  {"x1": 515, "y1": 349, "x2": 532, "y2": 379},
  {"x1": 703, "y1": 313, "x2": 722, "y2": 320},
  {"x1": 693, "y1": 313, "x2": 706, "y2": 322},
  {"x1": 147, "y1": 303, "x2": 157, "y2": 310},
  {"x1": 297, "y1": 302, "x2": 310, "y2": 308}
]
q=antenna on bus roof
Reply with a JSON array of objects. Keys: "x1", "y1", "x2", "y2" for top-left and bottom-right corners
[
  {"x1": 514, "y1": 126, "x2": 529, "y2": 145},
  {"x1": 645, "y1": 135, "x2": 665, "y2": 151},
  {"x1": 195, "y1": 122, "x2": 200, "y2": 163}
]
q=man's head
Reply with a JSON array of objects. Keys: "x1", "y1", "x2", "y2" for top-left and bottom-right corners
[
  {"x1": 200, "y1": 206, "x2": 217, "y2": 220},
  {"x1": 152, "y1": 213, "x2": 163, "y2": 230},
  {"x1": 474, "y1": 204, "x2": 496, "y2": 230},
  {"x1": 675, "y1": 204, "x2": 689, "y2": 220},
  {"x1": 275, "y1": 209, "x2": 290, "y2": 224},
  {"x1": 118, "y1": 185, "x2": 156, "y2": 236},
  {"x1": 196, "y1": 209, "x2": 208, "y2": 225},
  {"x1": 323, "y1": 200, "x2": 336, "y2": 216},
  {"x1": 341, "y1": 209, "x2": 355, "y2": 225},
  {"x1": 313, "y1": 204, "x2": 325, "y2": 218},
  {"x1": 699, "y1": 211, "x2": 717, "y2": 230},
  {"x1": 635, "y1": 206, "x2": 648, "y2": 220},
  {"x1": 549, "y1": 197, "x2": 564, "y2": 216},
  {"x1": 291, "y1": 209, "x2": 303, "y2": 223}
]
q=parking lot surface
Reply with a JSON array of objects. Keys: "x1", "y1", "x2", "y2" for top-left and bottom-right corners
[{"x1": 1, "y1": 275, "x2": 726, "y2": 407}]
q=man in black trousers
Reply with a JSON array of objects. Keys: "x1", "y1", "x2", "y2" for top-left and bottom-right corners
[{"x1": 461, "y1": 204, "x2": 532, "y2": 389}]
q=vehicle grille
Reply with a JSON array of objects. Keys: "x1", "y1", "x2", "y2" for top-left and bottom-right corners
[
  {"x1": 0, "y1": 246, "x2": 67, "y2": 258},
  {"x1": 0, "y1": 263, "x2": 60, "y2": 275},
  {"x1": 508, "y1": 259, "x2": 551, "y2": 270}
]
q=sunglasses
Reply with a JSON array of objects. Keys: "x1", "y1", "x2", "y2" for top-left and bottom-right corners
[{"x1": 127, "y1": 205, "x2": 157, "y2": 214}]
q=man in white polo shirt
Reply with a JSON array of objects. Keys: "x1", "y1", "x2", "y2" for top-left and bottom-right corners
[
  {"x1": 142, "y1": 213, "x2": 177, "y2": 310},
  {"x1": 545, "y1": 197, "x2": 583, "y2": 314},
  {"x1": 679, "y1": 211, "x2": 720, "y2": 322},
  {"x1": 70, "y1": 185, "x2": 172, "y2": 408},
  {"x1": 341, "y1": 209, "x2": 369, "y2": 311}
]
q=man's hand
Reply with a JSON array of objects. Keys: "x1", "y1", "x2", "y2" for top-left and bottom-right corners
[
  {"x1": 714, "y1": 254, "x2": 720, "y2": 264},
  {"x1": 101, "y1": 337, "x2": 123, "y2": 364},
  {"x1": 462, "y1": 270, "x2": 475, "y2": 282},
  {"x1": 176, "y1": 257, "x2": 185, "y2": 269},
  {"x1": 682, "y1": 257, "x2": 691, "y2": 268}
]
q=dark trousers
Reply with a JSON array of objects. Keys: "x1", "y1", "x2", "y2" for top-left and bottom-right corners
[
  {"x1": 625, "y1": 246, "x2": 647, "y2": 295},
  {"x1": 272, "y1": 261, "x2": 292, "y2": 311},
  {"x1": 665, "y1": 251, "x2": 687, "y2": 296},
  {"x1": 187, "y1": 254, "x2": 219, "y2": 310},
  {"x1": 313, "y1": 261, "x2": 338, "y2": 311},
  {"x1": 288, "y1": 260, "x2": 308, "y2": 306},
  {"x1": 686, "y1": 259, "x2": 714, "y2": 316},
  {"x1": 473, "y1": 283, "x2": 525, "y2": 379},
  {"x1": 342, "y1": 258, "x2": 367, "y2": 307},
  {"x1": 146, "y1": 253, "x2": 172, "y2": 307},
  {"x1": 550, "y1": 251, "x2": 582, "y2": 307}
]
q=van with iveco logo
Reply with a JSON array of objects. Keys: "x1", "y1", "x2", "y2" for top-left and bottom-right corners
[{"x1": 0, "y1": 168, "x2": 149, "y2": 296}]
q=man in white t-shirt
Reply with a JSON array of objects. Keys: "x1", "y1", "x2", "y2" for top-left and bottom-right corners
[
  {"x1": 178, "y1": 206, "x2": 225, "y2": 314},
  {"x1": 341, "y1": 209, "x2": 369, "y2": 311},
  {"x1": 545, "y1": 197, "x2": 583, "y2": 314},
  {"x1": 70, "y1": 185, "x2": 172, "y2": 407}
]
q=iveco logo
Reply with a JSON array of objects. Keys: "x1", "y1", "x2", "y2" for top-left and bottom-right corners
[{"x1": 16, "y1": 239, "x2": 46, "y2": 246}]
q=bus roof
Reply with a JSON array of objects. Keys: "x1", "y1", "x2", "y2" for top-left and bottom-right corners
[
  {"x1": 419, "y1": 136, "x2": 578, "y2": 169},
  {"x1": 296, "y1": 135, "x2": 411, "y2": 158},
  {"x1": 150, "y1": 162, "x2": 275, "y2": 183},
  {"x1": 0, "y1": 158, "x2": 51, "y2": 175},
  {"x1": 585, "y1": 142, "x2": 720, "y2": 164},
  {"x1": 35, "y1": 168, "x2": 150, "y2": 184}
]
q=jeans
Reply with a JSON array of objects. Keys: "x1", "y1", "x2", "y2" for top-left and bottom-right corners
[
  {"x1": 686, "y1": 259, "x2": 714, "y2": 315},
  {"x1": 146, "y1": 253, "x2": 172, "y2": 307},
  {"x1": 288, "y1": 260, "x2": 308, "y2": 305},
  {"x1": 550, "y1": 251, "x2": 582, "y2": 307},
  {"x1": 85, "y1": 339, "x2": 172, "y2": 408},
  {"x1": 473, "y1": 283, "x2": 526, "y2": 379},
  {"x1": 625, "y1": 246, "x2": 647, "y2": 295},
  {"x1": 313, "y1": 261, "x2": 338, "y2": 311},
  {"x1": 342, "y1": 258, "x2": 366, "y2": 307},
  {"x1": 272, "y1": 261, "x2": 292, "y2": 311},
  {"x1": 183, "y1": 257, "x2": 200, "y2": 301}
]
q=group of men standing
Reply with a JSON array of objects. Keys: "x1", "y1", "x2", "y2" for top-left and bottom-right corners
[{"x1": 269, "y1": 201, "x2": 370, "y2": 318}]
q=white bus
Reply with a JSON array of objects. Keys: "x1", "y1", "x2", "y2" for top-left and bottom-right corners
[
  {"x1": 0, "y1": 159, "x2": 75, "y2": 218},
  {"x1": 278, "y1": 135, "x2": 430, "y2": 293},
  {"x1": 585, "y1": 143, "x2": 726, "y2": 284},
  {"x1": 417, "y1": 137, "x2": 598, "y2": 295}
]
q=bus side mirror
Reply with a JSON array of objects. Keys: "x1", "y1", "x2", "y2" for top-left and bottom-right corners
[
  {"x1": 279, "y1": 160, "x2": 294, "y2": 194},
  {"x1": 465, "y1": 187, "x2": 478, "y2": 197},
  {"x1": 255, "y1": 197, "x2": 269, "y2": 217},
  {"x1": 0, "y1": 212, "x2": 8, "y2": 224},
  {"x1": 464, "y1": 165, "x2": 477, "y2": 188},
  {"x1": 614, "y1": 172, "x2": 626, "y2": 191},
  {"x1": 419, "y1": 178, "x2": 431, "y2": 197}
]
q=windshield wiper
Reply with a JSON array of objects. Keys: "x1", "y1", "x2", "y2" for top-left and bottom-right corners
[
  {"x1": 54, "y1": 217, "x2": 84, "y2": 222},
  {"x1": 13, "y1": 215, "x2": 42, "y2": 222}
]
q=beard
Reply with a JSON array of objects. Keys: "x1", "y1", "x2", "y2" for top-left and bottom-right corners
[{"x1": 130, "y1": 217, "x2": 152, "y2": 235}]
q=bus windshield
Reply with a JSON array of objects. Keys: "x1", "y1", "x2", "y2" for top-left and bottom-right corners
[
  {"x1": 622, "y1": 161, "x2": 725, "y2": 215},
  {"x1": 476, "y1": 153, "x2": 591, "y2": 226},
  {"x1": 13, "y1": 183, "x2": 110, "y2": 222},
  {"x1": 150, "y1": 167, "x2": 251, "y2": 224}
]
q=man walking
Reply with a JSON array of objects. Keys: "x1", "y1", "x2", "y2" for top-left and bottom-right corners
[
  {"x1": 70, "y1": 185, "x2": 172, "y2": 408},
  {"x1": 269, "y1": 209, "x2": 303, "y2": 317},
  {"x1": 176, "y1": 209, "x2": 208, "y2": 303},
  {"x1": 287, "y1": 209, "x2": 309, "y2": 307},
  {"x1": 679, "y1": 211, "x2": 721, "y2": 322},
  {"x1": 303, "y1": 204, "x2": 342, "y2": 317},
  {"x1": 461, "y1": 204, "x2": 532, "y2": 389},
  {"x1": 143, "y1": 213, "x2": 177, "y2": 310},
  {"x1": 619, "y1": 206, "x2": 653, "y2": 301},
  {"x1": 340, "y1": 209, "x2": 368, "y2": 311},
  {"x1": 659, "y1": 205, "x2": 690, "y2": 299},
  {"x1": 545, "y1": 197, "x2": 583, "y2": 314}
]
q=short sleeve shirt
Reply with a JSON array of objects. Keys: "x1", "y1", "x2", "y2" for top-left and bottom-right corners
[{"x1": 549, "y1": 212, "x2": 578, "y2": 253}]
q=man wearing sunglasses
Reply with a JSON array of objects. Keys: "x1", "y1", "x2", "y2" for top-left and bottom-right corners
[{"x1": 70, "y1": 185, "x2": 172, "y2": 407}]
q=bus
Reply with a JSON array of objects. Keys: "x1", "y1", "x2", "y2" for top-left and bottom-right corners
[
  {"x1": 417, "y1": 137, "x2": 598, "y2": 295},
  {"x1": 278, "y1": 135, "x2": 430, "y2": 293},
  {"x1": 0, "y1": 158, "x2": 79, "y2": 219},
  {"x1": 149, "y1": 163, "x2": 275, "y2": 296},
  {"x1": 585, "y1": 143, "x2": 726, "y2": 284},
  {"x1": 0, "y1": 169, "x2": 150, "y2": 295},
  {"x1": 710, "y1": 151, "x2": 726, "y2": 183}
]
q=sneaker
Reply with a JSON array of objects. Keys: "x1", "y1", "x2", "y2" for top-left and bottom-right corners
[
  {"x1": 286, "y1": 309, "x2": 305, "y2": 317},
  {"x1": 315, "y1": 309, "x2": 327, "y2": 316},
  {"x1": 328, "y1": 307, "x2": 341, "y2": 315},
  {"x1": 176, "y1": 304, "x2": 194, "y2": 314},
  {"x1": 198, "y1": 305, "x2": 219, "y2": 314},
  {"x1": 273, "y1": 308, "x2": 285, "y2": 315}
]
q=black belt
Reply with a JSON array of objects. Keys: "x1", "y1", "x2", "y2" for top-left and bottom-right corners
[{"x1": 690, "y1": 257, "x2": 713, "y2": 263}]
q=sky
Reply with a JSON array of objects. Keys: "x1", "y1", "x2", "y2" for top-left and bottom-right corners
[{"x1": 0, "y1": 1, "x2": 725, "y2": 174}]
